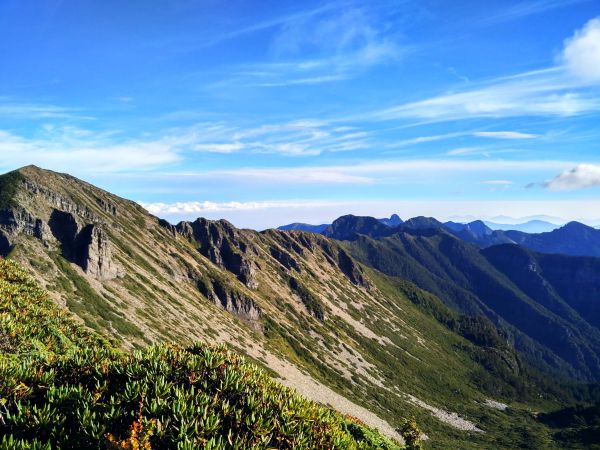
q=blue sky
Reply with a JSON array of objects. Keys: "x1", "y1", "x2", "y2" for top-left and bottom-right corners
[{"x1": 1, "y1": 0, "x2": 600, "y2": 228}]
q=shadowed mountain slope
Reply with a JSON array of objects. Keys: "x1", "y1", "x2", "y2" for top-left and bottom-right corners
[
  {"x1": 336, "y1": 226, "x2": 600, "y2": 381},
  {"x1": 505, "y1": 222, "x2": 600, "y2": 257}
]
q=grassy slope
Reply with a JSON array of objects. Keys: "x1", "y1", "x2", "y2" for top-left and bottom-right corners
[
  {"x1": 0, "y1": 258, "x2": 404, "y2": 449},
  {"x1": 342, "y1": 231, "x2": 600, "y2": 380},
  {"x1": 2, "y1": 167, "x2": 596, "y2": 449}
]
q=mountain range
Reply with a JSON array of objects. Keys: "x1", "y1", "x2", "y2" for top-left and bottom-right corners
[
  {"x1": 2, "y1": 166, "x2": 600, "y2": 449},
  {"x1": 282, "y1": 214, "x2": 600, "y2": 258}
]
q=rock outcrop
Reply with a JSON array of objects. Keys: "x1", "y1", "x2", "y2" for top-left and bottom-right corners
[
  {"x1": 78, "y1": 224, "x2": 118, "y2": 280},
  {"x1": 48, "y1": 209, "x2": 118, "y2": 280},
  {"x1": 0, "y1": 208, "x2": 51, "y2": 241},
  {"x1": 337, "y1": 248, "x2": 368, "y2": 288},
  {"x1": 270, "y1": 246, "x2": 301, "y2": 272},
  {"x1": 175, "y1": 218, "x2": 258, "y2": 289},
  {"x1": 196, "y1": 277, "x2": 262, "y2": 330}
]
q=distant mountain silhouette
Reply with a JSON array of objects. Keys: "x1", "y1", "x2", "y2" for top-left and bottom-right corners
[
  {"x1": 378, "y1": 213, "x2": 403, "y2": 227},
  {"x1": 505, "y1": 221, "x2": 600, "y2": 257},
  {"x1": 484, "y1": 220, "x2": 559, "y2": 233},
  {"x1": 278, "y1": 214, "x2": 402, "y2": 233},
  {"x1": 277, "y1": 222, "x2": 329, "y2": 233},
  {"x1": 322, "y1": 215, "x2": 393, "y2": 240}
]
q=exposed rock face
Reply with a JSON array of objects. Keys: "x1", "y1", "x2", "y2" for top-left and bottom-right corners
[
  {"x1": 270, "y1": 246, "x2": 300, "y2": 272},
  {"x1": 0, "y1": 208, "x2": 50, "y2": 241},
  {"x1": 337, "y1": 248, "x2": 367, "y2": 288},
  {"x1": 96, "y1": 197, "x2": 118, "y2": 216},
  {"x1": 48, "y1": 209, "x2": 117, "y2": 280},
  {"x1": 196, "y1": 277, "x2": 262, "y2": 330},
  {"x1": 289, "y1": 276, "x2": 325, "y2": 320},
  {"x1": 316, "y1": 237, "x2": 368, "y2": 288},
  {"x1": 175, "y1": 218, "x2": 258, "y2": 289},
  {"x1": 23, "y1": 180, "x2": 101, "y2": 223},
  {"x1": 158, "y1": 218, "x2": 177, "y2": 236},
  {"x1": 78, "y1": 224, "x2": 118, "y2": 280}
]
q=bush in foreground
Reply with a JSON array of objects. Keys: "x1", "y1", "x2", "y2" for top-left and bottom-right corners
[{"x1": 0, "y1": 258, "x2": 406, "y2": 449}]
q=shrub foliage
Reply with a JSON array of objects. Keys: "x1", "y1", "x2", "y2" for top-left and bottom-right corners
[{"x1": 0, "y1": 258, "x2": 404, "y2": 449}]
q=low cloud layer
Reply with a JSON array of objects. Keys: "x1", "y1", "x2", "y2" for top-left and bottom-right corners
[
  {"x1": 140, "y1": 200, "x2": 329, "y2": 215},
  {"x1": 543, "y1": 164, "x2": 600, "y2": 190}
]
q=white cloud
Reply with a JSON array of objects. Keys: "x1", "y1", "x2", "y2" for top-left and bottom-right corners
[
  {"x1": 369, "y1": 69, "x2": 598, "y2": 122},
  {"x1": 481, "y1": 180, "x2": 514, "y2": 185},
  {"x1": 485, "y1": 0, "x2": 592, "y2": 24},
  {"x1": 0, "y1": 129, "x2": 180, "y2": 173},
  {"x1": 0, "y1": 118, "x2": 372, "y2": 175},
  {"x1": 192, "y1": 143, "x2": 244, "y2": 153},
  {"x1": 446, "y1": 147, "x2": 482, "y2": 156},
  {"x1": 363, "y1": 18, "x2": 600, "y2": 123},
  {"x1": 543, "y1": 164, "x2": 600, "y2": 190},
  {"x1": 140, "y1": 199, "x2": 333, "y2": 215},
  {"x1": 561, "y1": 17, "x2": 600, "y2": 83},
  {"x1": 183, "y1": 120, "x2": 369, "y2": 156},
  {"x1": 211, "y1": 6, "x2": 404, "y2": 89},
  {"x1": 205, "y1": 159, "x2": 576, "y2": 185},
  {"x1": 473, "y1": 131, "x2": 538, "y2": 139},
  {"x1": 0, "y1": 102, "x2": 90, "y2": 120}
]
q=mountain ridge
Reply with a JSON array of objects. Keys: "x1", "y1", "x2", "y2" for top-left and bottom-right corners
[{"x1": 280, "y1": 213, "x2": 600, "y2": 258}]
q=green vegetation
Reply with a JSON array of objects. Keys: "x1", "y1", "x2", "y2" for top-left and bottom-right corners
[
  {"x1": 0, "y1": 170, "x2": 24, "y2": 209},
  {"x1": 539, "y1": 403, "x2": 600, "y2": 449},
  {"x1": 0, "y1": 257, "x2": 107, "y2": 359},
  {"x1": 48, "y1": 252, "x2": 145, "y2": 342},
  {"x1": 288, "y1": 276, "x2": 325, "y2": 320},
  {"x1": 342, "y1": 230, "x2": 600, "y2": 381},
  {"x1": 0, "y1": 258, "x2": 406, "y2": 449},
  {"x1": 5, "y1": 166, "x2": 600, "y2": 449}
]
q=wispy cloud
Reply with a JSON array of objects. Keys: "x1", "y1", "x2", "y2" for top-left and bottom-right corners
[
  {"x1": 212, "y1": 5, "x2": 405, "y2": 87},
  {"x1": 365, "y1": 17, "x2": 600, "y2": 123},
  {"x1": 0, "y1": 128, "x2": 179, "y2": 173},
  {"x1": 473, "y1": 131, "x2": 538, "y2": 139},
  {"x1": 481, "y1": 180, "x2": 514, "y2": 185},
  {"x1": 0, "y1": 118, "x2": 373, "y2": 175},
  {"x1": 369, "y1": 69, "x2": 599, "y2": 122},
  {"x1": 200, "y1": 159, "x2": 579, "y2": 186},
  {"x1": 383, "y1": 129, "x2": 538, "y2": 151},
  {"x1": 446, "y1": 147, "x2": 483, "y2": 156},
  {"x1": 180, "y1": 120, "x2": 370, "y2": 156},
  {"x1": 0, "y1": 102, "x2": 90, "y2": 120},
  {"x1": 543, "y1": 164, "x2": 600, "y2": 190},
  {"x1": 485, "y1": 0, "x2": 594, "y2": 24},
  {"x1": 200, "y1": 3, "x2": 342, "y2": 48}
]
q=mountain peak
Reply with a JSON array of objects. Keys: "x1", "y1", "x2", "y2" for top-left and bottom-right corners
[
  {"x1": 15, "y1": 165, "x2": 65, "y2": 180},
  {"x1": 561, "y1": 221, "x2": 594, "y2": 232},
  {"x1": 323, "y1": 214, "x2": 392, "y2": 240},
  {"x1": 402, "y1": 216, "x2": 444, "y2": 230},
  {"x1": 379, "y1": 213, "x2": 403, "y2": 227},
  {"x1": 17, "y1": 164, "x2": 44, "y2": 173}
]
